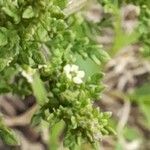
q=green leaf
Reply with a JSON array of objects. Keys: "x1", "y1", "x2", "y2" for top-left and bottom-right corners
[
  {"x1": 50, "y1": 120, "x2": 65, "y2": 150},
  {"x1": 36, "y1": 25, "x2": 49, "y2": 42},
  {"x1": 31, "y1": 111, "x2": 43, "y2": 127},
  {"x1": 0, "y1": 28, "x2": 8, "y2": 47},
  {"x1": 0, "y1": 58, "x2": 8, "y2": 72},
  {"x1": 22, "y1": 6, "x2": 34, "y2": 19},
  {"x1": 123, "y1": 126, "x2": 140, "y2": 141},
  {"x1": 0, "y1": 121, "x2": 18, "y2": 145},
  {"x1": 76, "y1": 54, "x2": 100, "y2": 78},
  {"x1": 98, "y1": 50, "x2": 111, "y2": 63},
  {"x1": 90, "y1": 73, "x2": 104, "y2": 84},
  {"x1": 89, "y1": 46, "x2": 110, "y2": 65},
  {"x1": 2, "y1": 6, "x2": 20, "y2": 23},
  {"x1": 0, "y1": 80, "x2": 11, "y2": 93},
  {"x1": 31, "y1": 73, "x2": 47, "y2": 105},
  {"x1": 140, "y1": 103, "x2": 150, "y2": 126},
  {"x1": 130, "y1": 83, "x2": 150, "y2": 102},
  {"x1": 53, "y1": 0, "x2": 67, "y2": 9}
]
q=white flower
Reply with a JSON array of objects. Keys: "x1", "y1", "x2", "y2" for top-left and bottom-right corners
[
  {"x1": 63, "y1": 64, "x2": 85, "y2": 84},
  {"x1": 21, "y1": 68, "x2": 36, "y2": 83}
]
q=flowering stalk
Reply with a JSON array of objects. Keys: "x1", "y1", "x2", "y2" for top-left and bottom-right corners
[{"x1": 0, "y1": 0, "x2": 114, "y2": 149}]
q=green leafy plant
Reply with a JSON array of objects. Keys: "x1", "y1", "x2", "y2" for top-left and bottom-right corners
[
  {"x1": 0, "y1": 118, "x2": 18, "y2": 145},
  {"x1": 0, "y1": 0, "x2": 114, "y2": 149},
  {"x1": 130, "y1": 83, "x2": 150, "y2": 127}
]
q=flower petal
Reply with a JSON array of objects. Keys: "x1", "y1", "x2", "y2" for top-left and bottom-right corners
[
  {"x1": 22, "y1": 71, "x2": 33, "y2": 83},
  {"x1": 73, "y1": 77, "x2": 83, "y2": 84},
  {"x1": 38, "y1": 64, "x2": 48, "y2": 69},
  {"x1": 77, "y1": 71, "x2": 85, "y2": 78},
  {"x1": 71, "y1": 64, "x2": 79, "y2": 72},
  {"x1": 66, "y1": 73, "x2": 72, "y2": 80},
  {"x1": 64, "y1": 64, "x2": 71, "y2": 73}
]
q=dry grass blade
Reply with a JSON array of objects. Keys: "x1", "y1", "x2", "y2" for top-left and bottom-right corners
[{"x1": 4, "y1": 104, "x2": 38, "y2": 127}]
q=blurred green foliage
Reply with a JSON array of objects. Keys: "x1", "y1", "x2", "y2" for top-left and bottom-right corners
[
  {"x1": 130, "y1": 83, "x2": 150, "y2": 127},
  {"x1": 0, "y1": 119, "x2": 18, "y2": 145}
]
